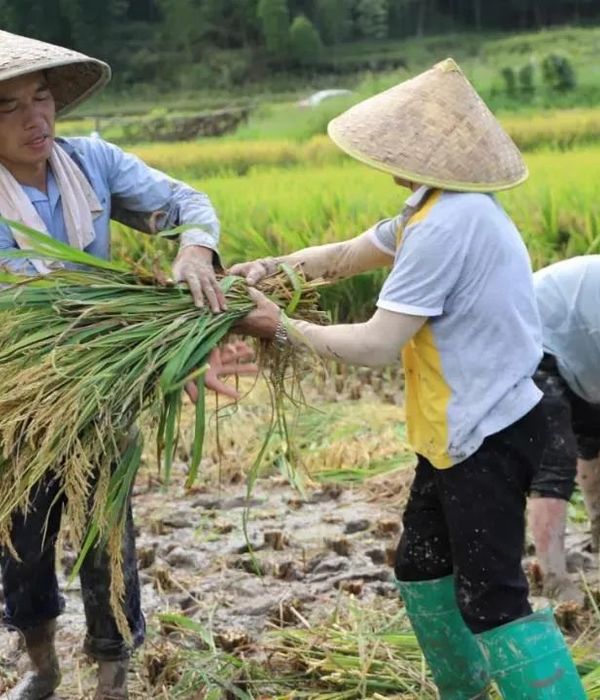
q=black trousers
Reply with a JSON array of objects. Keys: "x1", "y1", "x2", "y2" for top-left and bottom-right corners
[
  {"x1": 530, "y1": 353, "x2": 600, "y2": 501},
  {"x1": 1, "y1": 476, "x2": 145, "y2": 660},
  {"x1": 395, "y1": 403, "x2": 546, "y2": 634}
]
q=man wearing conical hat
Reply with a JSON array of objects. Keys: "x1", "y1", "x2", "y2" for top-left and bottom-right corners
[
  {"x1": 0, "y1": 30, "x2": 252, "y2": 700},
  {"x1": 234, "y1": 59, "x2": 586, "y2": 698}
]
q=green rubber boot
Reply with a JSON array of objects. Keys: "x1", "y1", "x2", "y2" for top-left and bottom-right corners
[
  {"x1": 396, "y1": 576, "x2": 491, "y2": 699},
  {"x1": 477, "y1": 608, "x2": 587, "y2": 699}
]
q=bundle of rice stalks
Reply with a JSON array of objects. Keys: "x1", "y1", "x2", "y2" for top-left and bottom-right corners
[{"x1": 0, "y1": 221, "x2": 326, "y2": 638}]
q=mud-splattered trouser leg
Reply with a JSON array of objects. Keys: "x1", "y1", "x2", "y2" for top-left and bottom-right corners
[
  {"x1": 530, "y1": 354, "x2": 578, "y2": 501},
  {"x1": 80, "y1": 501, "x2": 146, "y2": 660},
  {"x1": 395, "y1": 402, "x2": 547, "y2": 634},
  {"x1": 1, "y1": 478, "x2": 66, "y2": 630},
  {"x1": 0, "y1": 475, "x2": 145, "y2": 660}
]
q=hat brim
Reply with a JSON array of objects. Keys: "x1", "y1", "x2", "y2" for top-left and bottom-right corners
[
  {"x1": 47, "y1": 60, "x2": 111, "y2": 116},
  {"x1": 328, "y1": 121, "x2": 529, "y2": 193},
  {"x1": 0, "y1": 58, "x2": 110, "y2": 117}
]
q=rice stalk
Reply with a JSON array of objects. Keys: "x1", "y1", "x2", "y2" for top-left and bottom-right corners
[
  {"x1": 0, "y1": 218, "x2": 327, "y2": 641},
  {"x1": 249, "y1": 601, "x2": 600, "y2": 698}
]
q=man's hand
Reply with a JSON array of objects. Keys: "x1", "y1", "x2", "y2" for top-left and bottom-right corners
[
  {"x1": 185, "y1": 341, "x2": 257, "y2": 402},
  {"x1": 235, "y1": 288, "x2": 282, "y2": 340},
  {"x1": 229, "y1": 257, "x2": 279, "y2": 286},
  {"x1": 173, "y1": 245, "x2": 226, "y2": 312}
]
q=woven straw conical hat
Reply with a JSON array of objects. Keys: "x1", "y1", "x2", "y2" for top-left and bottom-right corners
[
  {"x1": 0, "y1": 31, "x2": 110, "y2": 116},
  {"x1": 328, "y1": 58, "x2": 527, "y2": 192}
]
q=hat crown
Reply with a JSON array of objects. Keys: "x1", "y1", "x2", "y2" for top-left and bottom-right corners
[
  {"x1": 435, "y1": 57, "x2": 461, "y2": 73},
  {"x1": 1, "y1": 30, "x2": 85, "y2": 61},
  {"x1": 328, "y1": 57, "x2": 527, "y2": 192}
]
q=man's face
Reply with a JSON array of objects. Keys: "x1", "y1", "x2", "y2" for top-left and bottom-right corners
[{"x1": 0, "y1": 71, "x2": 55, "y2": 172}]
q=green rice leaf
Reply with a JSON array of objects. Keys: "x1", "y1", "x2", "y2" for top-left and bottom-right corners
[
  {"x1": 0, "y1": 217, "x2": 128, "y2": 273},
  {"x1": 279, "y1": 262, "x2": 303, "y2": 314},
  {"x1": 186, "y1": 375, "x2": 206, "y2": 489},
  {"x1": 161, "y1": 391, "x2": 182, "y2": 485}
]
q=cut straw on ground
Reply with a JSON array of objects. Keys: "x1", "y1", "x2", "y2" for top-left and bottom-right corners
[{"x1": 145, "y1": 595, "x2": 600, "y2": 699}]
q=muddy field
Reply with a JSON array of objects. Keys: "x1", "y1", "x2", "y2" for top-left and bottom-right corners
[
  {"x1": 1, "y1": 382, "x2": 598, "y2": 699},
  {"x1": 0, "y1": 467, "x2": 413, "y2": 697}
]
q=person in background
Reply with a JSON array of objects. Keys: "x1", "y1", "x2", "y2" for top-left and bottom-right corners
[
  {"x1": 528, "y1": 255, "x2": 600, "y2": 603},
  {"x1": 233, "y1": 59, "x2": 586, "y2": 699}
]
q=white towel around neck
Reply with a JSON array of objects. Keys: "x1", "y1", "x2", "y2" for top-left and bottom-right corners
[{"x1": 0, "y1": 142, "x2": 102, "y2": 274}]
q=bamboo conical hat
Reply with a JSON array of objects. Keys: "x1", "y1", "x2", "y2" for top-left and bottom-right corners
[
  {"x1": 0, "y1": 31, "x2": 110, "y2": 116},
  {"x1": 328, "y1": 58, "x2": 527, "y2": 192}
]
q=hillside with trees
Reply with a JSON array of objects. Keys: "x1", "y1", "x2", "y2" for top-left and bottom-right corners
[{"x1": 1, "y1": 0, "x2": 599, "y2": 91}]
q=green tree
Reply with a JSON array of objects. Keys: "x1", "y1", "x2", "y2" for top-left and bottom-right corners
[
  {"x1": 0, "y1": 0, "x2": 21, "y2": 31},
  {"x1": 541, "y1": 52, "x2": 577, "y2": 91},
  {"x1": 415, "y1": 0, "x2": 429, "y2": 36},
  {"x1": 518, "y1": 60, "x2": 536, "y2": 94},
  {"x1": 126, "y1": 0, "x2": 161, "y2": 21},
  {"x1": 289, "y1": 14, "x2": 322, "y2": 65},
  {"x1": 473, "y1": 0, "x2": 483, "y2": 30},
  {"x1": 199, "y1": 0, "x2": 260, "y2": 48},
  {"x1": 257, "y1": 0, "x2": 290, "y2": 56},
  {"x1": 59, "y1": 0, "x2": 129, "y2": 51},
  {"x1": 500, "y1": 65, "x2": 517, "y2": 95},
  {"x1": 156, "y1": 0, "x2": 200, "y2": 59},
  {"x1": 1, "y1": 0, "x2": 69, "y2": 44},
  {"x1": 314, "y1": 0, "x2": 353, "y2": 44},
  {"x1": 355, "y1": 0, "x2": 389, "y2": 39}
]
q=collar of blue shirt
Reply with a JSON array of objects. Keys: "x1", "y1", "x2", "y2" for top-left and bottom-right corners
[{"x1": 20, "y1": 167, "x2": 61, "y2": 214}]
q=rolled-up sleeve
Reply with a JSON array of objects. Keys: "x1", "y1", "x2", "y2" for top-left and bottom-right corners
[{"x1": 91, "y1": 139, "x2": 220, "y2": 254}]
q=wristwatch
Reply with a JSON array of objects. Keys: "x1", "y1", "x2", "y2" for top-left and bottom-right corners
[{"x1": 273, "y1": 319, "x2": 289, "y2": 349}]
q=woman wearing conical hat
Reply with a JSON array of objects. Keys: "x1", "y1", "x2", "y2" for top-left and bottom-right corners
[
  {"x1": 235, "y1": 59, "x2": 586, "y2": 699},
  {"x1": 0, "y1": 30, "x2": 257, "y2": 700}
]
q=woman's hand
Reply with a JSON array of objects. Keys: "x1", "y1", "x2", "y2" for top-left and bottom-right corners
[{"x1": 229, "y1": 257, "x2": 279, "y2": 286}]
